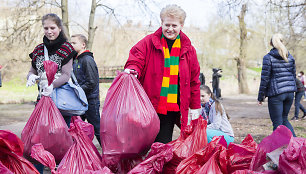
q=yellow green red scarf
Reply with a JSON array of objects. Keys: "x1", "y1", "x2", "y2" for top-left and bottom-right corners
[{"x1": 157, "y1": 34, "x2": 181, "y2": 115}]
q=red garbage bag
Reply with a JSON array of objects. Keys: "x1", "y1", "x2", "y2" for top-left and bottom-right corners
[
  {"x1": 56, "y1": 118, "x2": 103, "y2": 173},
  {"x1": 71, "y1": 116, "x2": 95, "y2": 140},
  {"x1": 195, "y1": 151, "x2": 222, "y2": 174},
  {"x1": 31, "y1": 119, "x2": 104, "y2": 174},
  {"x1": 163, "y1": 117, "x2": 208, "y2": 174},
  {"x1": 227, "y1": 134, "x2": 258, "y2": 173},
  {"x1": 83, "y1": 167, "x2": 114, "y2": 174},
  {"x1": 0, "y1": 130, "x2": 39, "y2": 174},
  {"x1": 100, "y1": 72, "x2": 160, "y2": 168},
  {"x1": 22, "y1": 60, "x2": 73, "y2": 164},
  {"x1": 278, "y1": 137, "x2": 306, "y2": 174},
  {"x1": 250, "y1": 125, "x2": 292, "y2": 172},
  {"x1": 128, "y1": 143, "x2": 173, "y2": 174},
  {"x1": 176, "y1": 136, "x2": 227, "y2": 174},
  {"x1": 43, "y1": 60, "x2": 57, "y2": 86},
  {"x1": 31, "y1": 143, "x2": 57, "y2": 174},
  {"x1": 232, "y1": 169, "x2": 278, "y2": 174},
  {"x1": 0, "y1": 161, "x2": 13, "y2": 174},
  {"x1": 21, "y1": 96, "x2": 73, "y2": 163}
]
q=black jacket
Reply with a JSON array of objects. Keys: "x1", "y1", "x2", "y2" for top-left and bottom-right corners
[
  {"x1": 296, "y1": 78, "x2": 305, "y2": 92},
  {"x1": 73, "y1": 51, "x2": 99, "y2": 99}
]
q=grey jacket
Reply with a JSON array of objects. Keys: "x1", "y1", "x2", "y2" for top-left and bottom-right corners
[{"x1": 207, "y1": 102, "x2": 234, "y2": 137}]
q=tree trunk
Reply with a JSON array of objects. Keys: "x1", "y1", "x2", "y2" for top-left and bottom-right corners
[
  {"x1": 237, "y1": 3, "x2": 249, "y2": 94},
  {"x1": 88, "y1": 0, "x2": 98, "y2": 50},
  {"x1": 61, "y1": 0, "x2": 70, "y2": 38}
]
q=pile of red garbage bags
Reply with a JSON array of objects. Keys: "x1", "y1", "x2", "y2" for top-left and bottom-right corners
[{"x1": 2, "y1": 68, "x2": 306, "y2": 173}]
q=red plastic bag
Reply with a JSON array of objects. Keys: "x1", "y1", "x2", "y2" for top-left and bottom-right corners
[
  {"x1": 0, "y1": 161, "x2": 13, "y2": 174},
  {"x1": 22, "y1": 60, "x2": 73, "y2": 163},
  {"x1": 83, "y1": 167, "x2": 114, "y2": 174},
  {"x1": 195, "y1": 151, "x2": 222, "y2": 174},
  {"x1": 71, "y1": 116, "x2": 95, "y2": 140},
  {"x1": 56, "y1": 118, "x2": 103, "y2": 173},
  {"x1": 163, "y1": 117, "x2": 208, "y2": 174},
  {"x1": 128, "y1": 143, "x2": 173, "y2": 174},
  {"x1": 176, "y1": 136, "x2": 227, "y2": 174},
  {"x1": 233, "y1": 170, "x2": 278, "y2": 174},
  {"x1": 31, "y1": 143, "x2": 57, "y2": 174},
  {"x1": 249, "y1": 125, "x2": 292, "y2": 171},
  {"x1": 278, "y1": 137, "x2": 306, "y2": 174},
  {"x1": 0, "y1": 130, "x2": 39, "y2": 174},
  {"x1": 44, "y1": 60, "x2": 58, "y2": 86},
  {"x1": 21, "y1": 96, "x2": 73, "y2": 163},
  {"x1": 227, "y1": 134, "x2": 258, "y2": 173},
  {"x1": 100, "y1": 72, "x2": 160, "y2": 168},
  {"x1": 31, "y1": 118, "x2": 104, "y2": 174}
]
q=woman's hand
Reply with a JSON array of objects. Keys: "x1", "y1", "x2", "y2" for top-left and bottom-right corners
[
  {"x1": 42, "y1": 84, "x2": 53, "y2": 96},
  {"x1": 26, "y1": 74, "x2": 40, "y2": 87},
  {"x1": 258, "y1": 101, "x2": 263, "y2": 105}
]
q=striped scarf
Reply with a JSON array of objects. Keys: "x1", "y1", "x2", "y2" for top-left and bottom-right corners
[{"x1": 156, "y1": 34, "x2": 181, "y2": 115}]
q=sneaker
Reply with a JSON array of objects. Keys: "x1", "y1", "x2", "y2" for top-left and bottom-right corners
[
  {"x1": 291, "y1": 117, "x2": 299, "y2": 121},
  {"x1": 302, "y1": 113, "x2": 306, "y2": 119}
]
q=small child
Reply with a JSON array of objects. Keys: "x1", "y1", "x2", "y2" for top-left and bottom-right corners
[{"x1": 200, "y1": 85, "x2": 234, "y2": 145}]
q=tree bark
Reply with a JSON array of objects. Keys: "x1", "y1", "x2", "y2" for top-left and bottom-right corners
[
  {"x1": 88, "y1": 0, "x2": 98, "y2": 50},
  {"x1": 61, "y1": 0, "x2": 70, "y2": 38},
  {"x1": 237, "y1": 3, "x2": 249, "y2": 94}
]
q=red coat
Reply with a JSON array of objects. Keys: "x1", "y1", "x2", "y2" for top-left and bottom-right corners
[{"x1": 124, "y1": 27, "x2": 201, "y2": 129}]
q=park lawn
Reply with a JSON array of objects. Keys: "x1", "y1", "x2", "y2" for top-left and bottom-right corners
[
  {"x1": 0, "y1": 80, "x2": 37, "y2": 104},
  {"x1": 0, "y1": 79, "x2": 112, "y2": 104}
]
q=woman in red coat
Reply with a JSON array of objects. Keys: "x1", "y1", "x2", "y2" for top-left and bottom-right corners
[{"x1": 124, "y1": 4, "x2": 201, "y2": 143}]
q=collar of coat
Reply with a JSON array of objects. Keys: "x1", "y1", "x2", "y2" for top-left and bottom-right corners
[{"x1": 152, "y1": 27, "x2": 192, "y2": 58}]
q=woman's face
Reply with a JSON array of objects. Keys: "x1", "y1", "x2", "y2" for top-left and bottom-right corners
[
  {"x1": 161, "y1": 16, "x2": 183, "y2": 40},
  {"x1": 43, "y1": 19, "x2": 61, "y2": 41},
  {"x1": 200, "y1": 89, "x2": 210, "y2": 104}
]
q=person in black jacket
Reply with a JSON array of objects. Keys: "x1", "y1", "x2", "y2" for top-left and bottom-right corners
[
  {"x1": 258, "y1": 33, "x2": 296, "y2": 136},
  {"x1": 212, "y1": 68, "x2": 222, "y2": 99},
  {"x1": 291, "y1": 78, "x2": 306, "y2": 120},
  {"x1": 71, "y1": 34, "x2": 101, "y2": 145}
]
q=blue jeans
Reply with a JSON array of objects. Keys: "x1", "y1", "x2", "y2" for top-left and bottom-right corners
[
  {"x1": 81, "y1": 98, "x2": 101, "y2": 145},
  {"x1": 206, "y1": 129, "x2": 234, "y2": 146},
  {"x1": 294, "y1": 91, "x2": 306, "y2": 118},
  {"x1": 268, "y1": 92, "x2": 296, "y2": 137},
  {"x1": 34, "y1": 163, "x2": 44, "y2": 174}
]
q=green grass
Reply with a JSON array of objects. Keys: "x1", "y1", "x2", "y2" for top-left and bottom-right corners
[
  {"x1": 0, "y1": 78, "x2": 38, "y2": 104},
  {"x1": 249, "y1": 67, "x2": 262, "y2": 72},
  {"x1": 0, "y1": 78, "x2": 113, "y2": 104}
]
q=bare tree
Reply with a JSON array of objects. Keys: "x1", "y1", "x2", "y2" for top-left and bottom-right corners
[
  {"x1": 237, "y1": 3, "x2": 249, "y2": 93},
  {"x1": 61, "y1": 0, "x2": 70, "y2": 37},
  {"x1": 218, "y1": 0, "x2": 250, "y2": 94},
  {"x1": 267, "y1": 0, "x2": 306, "y2": 69}
]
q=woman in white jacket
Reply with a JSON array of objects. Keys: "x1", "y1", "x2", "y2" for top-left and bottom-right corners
[{"x1": 200, "y1": 85, "x2": 234, "y2": 145}]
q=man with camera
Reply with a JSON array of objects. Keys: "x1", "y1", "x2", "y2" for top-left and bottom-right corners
[{"x1": 212, "y1": 68, "x2": 222, "y2": 99}]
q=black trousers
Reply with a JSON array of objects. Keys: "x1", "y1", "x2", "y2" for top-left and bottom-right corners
[{"x1": 155, "y1": 112, "x2": 181, "y2": 144}]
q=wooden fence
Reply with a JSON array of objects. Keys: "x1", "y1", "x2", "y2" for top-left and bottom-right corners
[{"x1": 98, "y1": 65, "x2": 124, "y2": 83}]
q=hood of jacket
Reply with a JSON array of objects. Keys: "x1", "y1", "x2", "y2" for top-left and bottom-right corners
[{"x1": 268, "y1": 48, "x2": 286, "y2": 60}]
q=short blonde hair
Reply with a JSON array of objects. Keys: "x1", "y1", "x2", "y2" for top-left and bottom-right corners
[
  {"x1": 71, "y1": 34, "x2": 88, "y2": 48},
  {"x1": 270, "y1": 33, "x2": 288, "y2": 62},
  {"x1": 160, "y1": 4, "x2": 186, "y2": 25}
]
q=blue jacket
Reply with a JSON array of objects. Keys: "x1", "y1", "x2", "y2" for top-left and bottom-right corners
[
  {"x1": 73, "y1": 51, "x2": 99, "y2": 100},
  {"x1": 258, "y1": 48, "x2": 296, "y2": 102}
]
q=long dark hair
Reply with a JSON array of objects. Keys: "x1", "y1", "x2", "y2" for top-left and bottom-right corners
[
  {"x1": 42, "y1": 13, "x2": 68, "y2": 40},
  {"x1": 200, "y1": 85, "x2": 230, "y2": 119}
]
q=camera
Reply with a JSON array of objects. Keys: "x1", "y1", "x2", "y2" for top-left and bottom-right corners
[{"x1": 212, "y1": 68, "x2": 222, "y2": 73}]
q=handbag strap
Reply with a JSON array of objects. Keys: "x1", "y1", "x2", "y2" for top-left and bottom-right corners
[
  {"x1": 70, "y1": 71, "x2": 80, "y2": 86},
  {"x1": 44, "y1": 45, "x2": 49, "y2": 61}
]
